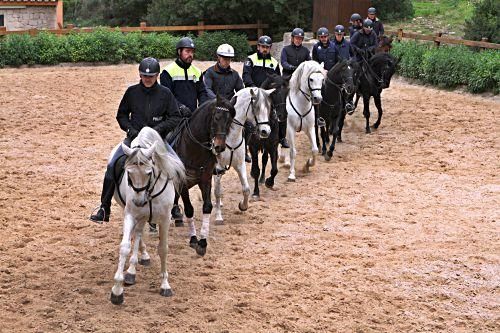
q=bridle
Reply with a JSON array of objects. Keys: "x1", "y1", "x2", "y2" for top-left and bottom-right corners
[{"x1": 291, "y1": 71, "x2": 323, "y2": 132}]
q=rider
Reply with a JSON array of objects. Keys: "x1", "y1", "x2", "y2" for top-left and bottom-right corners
[
  {"x1": 367, "y1": 7, "x2": 385, "y2": 37},
  {"x1": 242, "y1": 35, "x2": 289, "y2": 150},
  {"x1": 333, "y1": 25, "x2": 353, "y2": 61},
  {"x1": 312, "y1": 27, "x2": 338, "y2": 71},
  {"x1": 350, "y1": 19, "x2": 378, "y2": 62},
  {"x1": 349, "y1": 13, "x2": 363, "y2": 38},
  {"x1": 203, "y1": 43, "x2": 244, "y2": 100},
  {"x1": 281, "y1": 27, "x2": 311, "y2": 80},
  {"x1": 89, "y1": 58, "x2": 181, "y2": 223},
  {"x1": 160, "y1": 37, "x2": 213, "y2": 117}
]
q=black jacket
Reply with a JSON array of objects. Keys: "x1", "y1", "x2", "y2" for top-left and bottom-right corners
[
  {"x1": 280, "y1": 44, "x2": 311, "y2": 76},
  {"x1": 350, "y1": 30, "x2": 378, "y2": 61},
  {"x1": 242, "y1": 51, "x2": 281, "y2": 87},
  {"x1": 116, "y1": 81, "x2": 181, "y2": 139},
  {"x1": 203, "y1": 63, "x2": 244, "y2": 100},
  {"x1": 312, "y1": 40, "x2": 338, "y2": 70},
  {"x1": 371, "y1": 18, "x2": 385, "y2": 37}
]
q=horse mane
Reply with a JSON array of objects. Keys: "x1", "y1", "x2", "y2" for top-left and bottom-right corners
[
  {"x1": 289, "y1": 61, "x2": 323, "y2": 93},
  {"x1": 327, "y1": 60, "x2": 348, "y2": 80},
  {"x1": 130, "y1": 127, "x2": 186, "y2": 191},
  {"x1": 369, "y1": 52, "x2": 396, "y2": 67}
]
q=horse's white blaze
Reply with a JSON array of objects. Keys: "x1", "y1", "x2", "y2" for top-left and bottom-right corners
[
  {"x1": 214, "y1": 87, "x2": 272, "y2": 223},
  {"x1": 110, "y1": 127, "x2": 185, "y2": 303},
  {"x1": 283, "y1": 61, "x2": 324, "y2": 181}
]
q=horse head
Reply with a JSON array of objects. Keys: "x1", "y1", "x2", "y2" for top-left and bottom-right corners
[
  {"x1": 210, "y1": 94, "x2": 236, "y2": 154},
  {"x1": 369, "y1": 53, "x2": 397, "y2": 89},
  {"x1": 292, "y1": 61, "x2": 324, "y2": 105},
  {"x1": 327, "y1": 59, "x2": 360, "y2": 95},
  {"x1": 377, "y1": 35, "x2": 394, "y2": 53},
  {"x1": 122, "y1": 140, "x2": 157, "y2": 207}
]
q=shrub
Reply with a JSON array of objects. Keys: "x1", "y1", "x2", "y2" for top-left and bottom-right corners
[
  {"x1": 467, "y1": 50, "x2": 500, "y2": 93},
  {"x1": 371, "y1": 0, "x2": 414, "y2": 21},
  {"x1": 1, "y1": 34, "x2": 37, "y2": 66},
  {"x1": 122, "y1": 32, "x2": 143, "y2": 62},
  {"x1": 464, "y1": 0, "x2": 499, "y2": 44},
  {"x1": 195, "y1": 31, "x2": 251, "y2": 62},
  {"x1": 32, "y1": 32, "x2": 66, "y2": 65},
  {"x1": 140, "y1": 33, "x2": 176, "y2": 60},
  {"x1": 421, "y1": 45, "x2": 475, "y2": 88},
  {"x1": 392, "y1": 41, "x2": 428, "y2": 80}
]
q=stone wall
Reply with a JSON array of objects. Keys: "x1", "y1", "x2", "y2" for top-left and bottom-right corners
[{"x1": 0, "y1": 6, "x2": 57, "y2": 31}]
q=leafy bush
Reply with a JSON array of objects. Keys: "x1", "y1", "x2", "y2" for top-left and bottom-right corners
[
  {"x1": 467, "y1": 50, "x2": 500, "y2": 93},
  {"x1": 195, "y1": 31, "x2": 251, "y2": 62},
  {"x1": 140, "y1": 33, "x2": 177, "y2": 60},
  {"x1": 371, "y1": 0, "x2": 414, "y2": 21},
  {"x1": 391, "y1": 41, "x2": 427, "y2": 79},
  {"x1": 464, "y1": 0, "x2": 499, "y2": 44},
  {"x1": 32, "y1": 32, "x2": 66, "y2": 65},
  {"x1": 1, "y1": 34, "x2": 37, "y2": 66}
]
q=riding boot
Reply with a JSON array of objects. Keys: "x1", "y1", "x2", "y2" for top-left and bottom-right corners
[
  {"x1": 278, "y1": 121, "x2": 289, "y2": 148},
  {"x1": 90, "y1": 176, "x2": 114, "y2": 223}
]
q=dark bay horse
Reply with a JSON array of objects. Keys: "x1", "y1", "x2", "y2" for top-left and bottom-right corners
[
  {"x1": 248, "y1": 73, "x2": 289, "y2": 198},
  {"x1": 356, "y1": 52, "x2": 398, "y2": 133},
  {"x1": 317, "y1": 59, "x2": 360, "y2": 161},
  {"x1": 172, "y1": 96, "x2": 235, "y2": 256}
]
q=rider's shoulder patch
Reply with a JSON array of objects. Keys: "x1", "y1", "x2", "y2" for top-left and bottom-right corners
[{"x1": 245, "y1": 59, "x2": 253, "y2": 67}]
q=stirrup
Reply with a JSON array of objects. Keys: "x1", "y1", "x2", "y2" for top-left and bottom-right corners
[
  {"x1": 317, "y1": 117, "x2": 326, "y2": 128},
  {"x1": 89, "y1": 206, "x2": 110, "y2": 224},
  {"x1": 345, "y1": 103, "x2": 355, "y2": 115}
]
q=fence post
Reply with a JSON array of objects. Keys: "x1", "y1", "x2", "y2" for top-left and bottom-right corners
[
  {"x1": 198, "y1": 21, "x2": 205, "y2": 36},
  {"x1": 397, "y1": 28, "x2": 403, "y2": 42},
  {"x1": 257, "y1": 19, "x2": 263, "y2": 38},
  {"x1": 28, "y1": 28, "x2": 38, "y2": 36},
  {"x1": 140, "y1": 21, "x2": 147, "y2": 31},
  {"x1": 434, "y1": 32, "x2": 442, "y2": 47},
  {"x1": 480, "y1": 37, "x2": 488, "y2": 51}
]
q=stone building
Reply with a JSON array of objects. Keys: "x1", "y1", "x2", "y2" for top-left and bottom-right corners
[{"x1": 0, "y1": 0, "x2": 63, "y2": 31}]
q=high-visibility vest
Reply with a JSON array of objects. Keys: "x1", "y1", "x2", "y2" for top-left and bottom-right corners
[
  {"x1": 164, "y1": 62, "x2": 202, "y2": 83},
  {"x1": 249, "y1": 53, "x2": 279, "y2": 70}
]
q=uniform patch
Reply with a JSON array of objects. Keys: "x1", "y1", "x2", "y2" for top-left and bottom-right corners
[{"x1": 245, "y1": 60, "x2": 253, "y2": 66}]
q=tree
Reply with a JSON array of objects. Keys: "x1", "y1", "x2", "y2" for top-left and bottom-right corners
[
  {"x1": 464, "y1": 0, "x2": 499, "y2": 43},
  {"x1": 371, "y1": 0, "x2": 414, "y2": 21}
]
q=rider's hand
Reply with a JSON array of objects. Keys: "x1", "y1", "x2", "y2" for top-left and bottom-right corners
[
  {"x1": 179, "y1": 105, "x2": 192, "y2": 117},
  {"x1": 127, "y1": 127, "x2": 139, "y2": 140}
]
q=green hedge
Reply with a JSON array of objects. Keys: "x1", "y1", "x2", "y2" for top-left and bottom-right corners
[
  {"x1": 392, "y1": 41, "x2": 500, "y2": 94},
  {"x1": 0, "y1": 29, "x2": 250, "y2": 67}
]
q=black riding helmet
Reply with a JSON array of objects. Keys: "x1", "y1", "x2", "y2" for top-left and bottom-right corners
[
  {"x1": 139, "y1": 57, "x2": 160, "y2": 76},
  {"x1": 334, "y1": 25, "x2": 345, "y2": 34},
  {"x1": 258, "y1": 35, "x2": 272, "y2": 46},
  {"x1": 317, "y1": 27, "x2": 329, "y2": 37},
  {"x1": 368, "y1": 7, "x2": 377, "y2": 14},
  {"x1": 363, "y1": 19, "x2": 373, "y2": 29},
  {"x1": 176, "y1": 37, "x2": 196, "y2": 51},
  {"x1": 351, "y1": 13, "x2": 362, "y2": 22},
  {"x1": 291, "y1": 28, "x2": 305, "y2": 38}
]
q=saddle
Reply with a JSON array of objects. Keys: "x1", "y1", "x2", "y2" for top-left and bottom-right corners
[{"x1": 165, "y1": 118, "x2": 188, "y2": 148}]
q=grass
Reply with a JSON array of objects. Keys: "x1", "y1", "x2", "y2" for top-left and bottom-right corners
[{"x1": 385, "y1": 0, "x2": 476, "y2": 37}]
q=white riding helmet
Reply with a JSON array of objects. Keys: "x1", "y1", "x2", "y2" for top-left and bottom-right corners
[{"x1": 216, "y1": 44, "x2": 235, "y2": 58}]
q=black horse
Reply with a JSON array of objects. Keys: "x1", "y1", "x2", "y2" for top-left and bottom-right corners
[
  {"x1": 172, "y1": 96, "x2": 235, "y2": 256},
  {"x1": 355, "y1": 52, "x2": 398, "y2": 133},
  {"x1": 317, "y1": 59, "x2": 360, "y2": 161},
  {"x1": 248, "y1": 74, "x2": 289, "y2": 198}
]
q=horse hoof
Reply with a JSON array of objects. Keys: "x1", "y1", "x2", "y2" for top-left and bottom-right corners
[
  {"x1": 252, "y1": 194, "x2": 260, "y2": 200},
  {"x1": 110, "y1": 292, "x2": 124, "y2": 305},
  {"x1": 174, "y1": 220, "x2": 184, "y2": 227},
  {"x1": 215, "y1": 218, "x2": 224, "y2": 225},
  {"x1": 258, "y1": 177, "x2": 265, "y2": 184},
  {"x1": 278, "y1": 156, "x2": 285, "y2": 163},
  {"x1": 189, "y1": 236, "x2": 198, "y2": 249},
  {"x1": 160, "y1": 288, "x2": 174, "y2": 297},
  {"x1": 373, "y1": 123, "x2": 380, "y2": 129},
  {"x1": 366, "y1": 128, "x2": 371, "y2": 134},
  {"x1": 283, "y1": 163, "x2": 290, "y2": 169},
  {"x1": 324, "y1": 154, "x2": 332, "y2": 162},
  {"x1": 124, "y1": 273, "x2": 136, "y2": 286},
  {"x1": 265, "y1": 179, "x2": 274, "y2": 189},
  {"x1": 138, "y1": 259, "x2": 151, "y2": 266},
  {"x1": 287, "y1": 176, "x2": 296, "y2": 182},
  {"x1": 196, "y1": 239, "x2": 207, "y2": 256},
  {"x1": 238, "y1": 201, "x2": 248, "y2": 212},
  {"x1": 337, "y1": 137, "x2": 343, "y2": 143}
]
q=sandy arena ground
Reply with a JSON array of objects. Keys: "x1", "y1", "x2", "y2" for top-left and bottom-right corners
[{"x1": 0, "y1": 61, "x2": 498, "y2": 333}]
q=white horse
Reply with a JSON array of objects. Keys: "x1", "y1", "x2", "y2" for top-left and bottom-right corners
[
  {"x1": 279, "y1": 61, "x2": 324, "y2": 181},
  {"x1": 109, "y1": 127, "x2": 185, "y2": 305},
  {"x1": 213, "y1": 87, "x2": 274, "y2": 224}
]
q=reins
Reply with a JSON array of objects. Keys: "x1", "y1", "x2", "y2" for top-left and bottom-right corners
[{"x1": 290, "y1": 71, "x2": 322, "y2": 132}]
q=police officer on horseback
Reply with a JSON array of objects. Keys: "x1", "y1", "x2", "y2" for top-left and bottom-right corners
[
  {"x1": 349, "y1": 13, "x2": 363, "y2": 37},
  {"x1": 203, "y1": 43, "x2": 244, "y2": 100},
  {"x1": 281, "y1": 28, "x2": 311, "y2": 79},
  {"x1": 90, "y1": 58, "x2": 182, "y2": 223},
  {"x1": 367, "y1": 7, "x2": 385, "y2": 37},
  {"x1": 160, "y1": 37, "x2": 213, "y2": 117},
  {"x1": 350, "y1": 19, "x2": 378, "y2": 62},
  {"x1": 243, "y1": 35, "x2": 289, "y2": 149},
  {"x1": 312, "y1": 27, "x2": 338, "y2": 71},
  {"x1": 333, "y1": 25, "x2": 353, "y2": 61}
]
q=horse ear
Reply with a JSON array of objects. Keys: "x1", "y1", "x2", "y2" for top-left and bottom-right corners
[
  {"x1": 230, "y1": 95, "x2": 237, "y2": 106},
  {"x1": 144, "y1": 141, "x2": 156, "y2": 159},
  {"x1": 264, "y1": 88, "x2": 276, "y2": 96},
  {"x1": 250, "y1": 88, "x2": 256, "y2": 97},
  {"x1": 122, "y1": 143, "x2": 134, "y2": 156}
]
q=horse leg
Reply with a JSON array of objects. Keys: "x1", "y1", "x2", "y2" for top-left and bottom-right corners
[
  {"x1": 363, "y1": 94, "x2": 371, "y2": 134},
  {"x1": 158, "y1": 217, "x2": 173, "y2": 297},
  {"x1": 259, "y1": 150, "x2": 268, "y2": 184},
  {"x1": 373, "y1": 94, "x2": 383, "y2": 129},
  {"x1": 197, "y1": 178, "x2": 213, "y2": 256},
  {"x1": 303, "y1": 124, "x2": 318, "y2": 173},
  {"x1": 124, "y1": 222, "x2": 145, "y2": 286},
  {"x1": 236, "y1": 157, "x2": 251, "y2": 211},
  {"x1": 172, "y1": 192, "x2": 183, "y2": 227},
  {"x1": 314, "y1": 105, "x2": 321, "y2": 149},
  {"x1": 213, "y1": 174, "x2": 224, "y2": 225},
  {"x1": 287, "y1": 131, "x2": 297, "y2": 182},
  {"x1": 110, "y1": 213, "x2": 135, "y2": 305},
  {"x1": 180, "y1": 188, "x2": 197, "y2": 249},
  {"x1": 354, "y1": 93, "x2": 361, "y2": 110},
  {"x1": 250, "y1": 147, "x2": 261, "y2": 198},
  {"x1": 326, "y1": 113, "x2": 339, "y2": 161},
  {"x1": 320, "y1": 125, "x2": 327, "y2": 156},
  {"x1": 138, "y1": 238, "x2": 151, "y2": 266},
  {"x1": 265, "y1": 143, "x2": 279, "y2": 189},
  {"x1": 337, "y1": 109, "x2": 346, "y2": 143}
]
